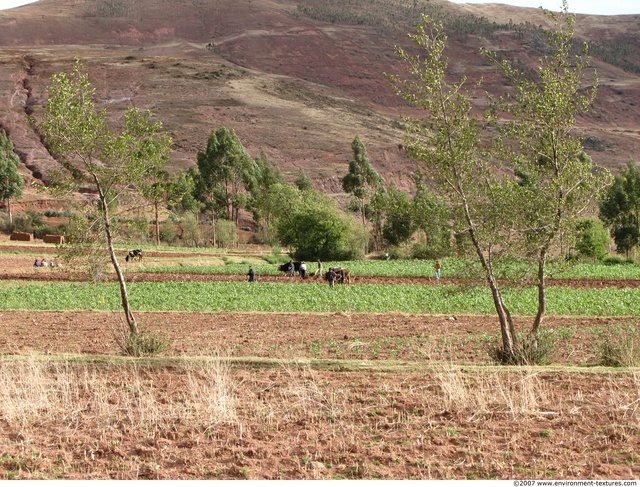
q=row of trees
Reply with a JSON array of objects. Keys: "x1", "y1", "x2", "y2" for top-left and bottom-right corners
[
  {"x1": 0, "y1": 117, "x2": 634, "y2": 265},
  {"x1": 188, "y1": 126, "x2": 453, "y2": 260}
]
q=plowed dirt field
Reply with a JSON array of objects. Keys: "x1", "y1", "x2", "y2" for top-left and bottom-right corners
[{"x1": 1, "y1": 247, "x2": 639, "y2": 480}]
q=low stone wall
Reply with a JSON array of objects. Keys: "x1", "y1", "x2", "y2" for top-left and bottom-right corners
[
  {"x1": 10, "y1": 232, "x2": 33, "y2": 241},
  {"x1": 43, "y1": 234, "x2": 65, "y2": 244}
]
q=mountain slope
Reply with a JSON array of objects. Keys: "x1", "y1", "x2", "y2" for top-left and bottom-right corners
[{"x1": 0, "y1": 0, "x2": 638, "y2": 204}]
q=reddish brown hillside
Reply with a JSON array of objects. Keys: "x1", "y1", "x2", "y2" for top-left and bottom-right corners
[{"x1": 0, "y1": 0, "x2": 638, "y2": 209}]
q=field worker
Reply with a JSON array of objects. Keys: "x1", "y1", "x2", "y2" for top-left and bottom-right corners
[
  {"x1": 316, "y1": 259, "x2": 323, "y2": 278},
  {"x1": 435, "y1": 259, "x2": 441, "y2": 279},
  {"x1": 248, "y1": 265, "x2": 256, "y2": 282},
  {"x1": 300, "y1": 261, "x2": 307, "y2": 279}
]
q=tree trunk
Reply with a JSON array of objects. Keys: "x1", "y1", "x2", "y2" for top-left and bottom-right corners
[
  {"x1": 211, "y1": 211, "x2": 217, "y2": 247},
  {"x1": 154, "y1": 201, "x2": 160, "y2": 247},
  {"x1": 7, "y1": 199, "x2": 12, "y2": 224},
  {"x1": 531, "y1": 250, "x2": 547, "y2": 342},
  {"x1": 101, "y1": 193, "x2": 138, "y2": 336},
  {"x1": 484, "y1": 257, "x2": 517, "y2": 355},
  {"x1": 462, "y1": 198, "x2": 517, "y2": 357}
]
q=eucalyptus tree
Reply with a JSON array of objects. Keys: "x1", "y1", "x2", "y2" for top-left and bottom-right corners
[
  {"x1": 37, "y1": 60, "x2": 172, "y2": 343},
  {"x1": 599, "y1": 160, "x2": 640, "y2": 256},
  {"x1": 141, "y1": 169, "x2": 191, "y2": 246},
  {"x1": 342, "y1": 135, "x2": 385, "y2": 228},
  {"x1": 195, "y1": 127, "x2": 255, "y2": 226},
  {"x1": 0, "y1": 130, "x2": 24, "y2": 224},
  {"x1": 247, "y1": 150, "x2": 285, "y2": 242},
  {"x1": 391, "y1": 3, "x2": 611, "y2": 363}
]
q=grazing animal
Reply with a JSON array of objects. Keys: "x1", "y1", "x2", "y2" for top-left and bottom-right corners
[{"x1": 125, "y1": 248, "x2": 142, "y2": 262}]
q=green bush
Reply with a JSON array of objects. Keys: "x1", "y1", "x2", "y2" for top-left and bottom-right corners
[
  {"x1": 180, "y1": 212, "x2": 201, "y2": 247},
  {"x1": 411, "y1": 242, "x2": 444, "y2": 260},
  {"x1": 385, "y1": 246, "x2": 407, "y2": 260},
  {"x1": 603, "y1": 255, "x2": 628, "y2": 265},
  {"x1": 489, "y1": 329, "x2": 557, "y2": 365},
  {"x1": 113, "y1": 326, "x2": 168, "y2": 357},
  {"x1": 575, "y1": 217, "x2": 611, "y2": 260},
  {"x1": 276, "y1": 192, "x2": 365, "y2": 261},
  {"x1": 32, "y1": 224, "x2": 59, "y2": 240},
  {"x1": 262, "y1": 253, "x2": 289, "y2": 265},
  {"x1": 595, "y1": 324, "x2": 640, "y2": 367},
  {"x1": 159, "y1": 220, "x2": 177, "y2": 244},
  {"x1": 215, "y1": 219, "x2": 238, "y2": 248}
]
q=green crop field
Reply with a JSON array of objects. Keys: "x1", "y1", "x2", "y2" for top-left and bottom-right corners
[{"x1": 2, "y1": 280, "x2": 639, "y2": 315}]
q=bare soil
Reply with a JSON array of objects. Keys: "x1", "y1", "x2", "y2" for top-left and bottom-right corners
[{"x1": 1, "y1": 251, "x2": 639, "y2": 479}]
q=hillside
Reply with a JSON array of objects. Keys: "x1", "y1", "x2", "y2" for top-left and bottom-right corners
[{"x1": 0, "y1": 0, "x2": 639, "y2": 210}]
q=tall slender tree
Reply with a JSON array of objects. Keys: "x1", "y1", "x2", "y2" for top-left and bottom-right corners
[
  {"x1": 487, "y1": 4, "x2": 612, "y2": 343},
  {"x1": 0, "y1": 130, "x2": 25, "y2": 224},
  {"x1": 391, "y1": 4, "x2": 611, "y2": 363},
  {"x1": 195, "y1": 127, "x2": 254, "y2": 225},
  {"x1": 141, "y1": 169, "x2": 190, "y2": 247},
  {"x1": 342, "y1": 135, "x2": 385, "y2": 228},
  {"x1": 247, "y1": 150, "x2": 285, "y2": 241},
  {"x1": 37, "y1": 60, "x2": 172, "y2": 344}
]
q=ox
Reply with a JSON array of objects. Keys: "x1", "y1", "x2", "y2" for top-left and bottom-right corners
[
  {"x1": 324, "y1": 267, "x2": 350, "y2": 286},
  {"x1": 278, "y1": 260, "x2": 301, "y2": 276}
]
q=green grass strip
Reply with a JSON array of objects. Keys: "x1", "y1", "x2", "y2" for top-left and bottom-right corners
[{"x1": 1, "y1": 281, "x2": 640, "y2": 316}]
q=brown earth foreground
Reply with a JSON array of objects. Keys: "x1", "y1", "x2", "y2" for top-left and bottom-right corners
[
  {"x1": 1, "y1": 250, "x2": 639, "y2": 479},
  {"x1": 2, "y1": 310, "x2": 640, "y2": 479}
]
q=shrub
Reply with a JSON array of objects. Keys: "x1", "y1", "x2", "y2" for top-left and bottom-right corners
[
  {"x1": 215, "y1": 219, "x2": 238, "y2": 248},
  {"x1": 262, "y1": 253, "x2": 289, "y2": 265},
  {"x1": 113, "y1": 325, "x2": 168, "y2": 357},
  {"x1": 0, "y1": 214, "x2": 14, "y2": 234},
  {"x1": 489, "y1": 329, "x2": 557, "y2": 365},
  {"x1": 385, "y1": 246, "x2": 407, "y2": 260},
  {"x1": 180, "y1": 212, "x2": 201, "y2": 247},
  {"x1": 159, "y1": 219, "x2": 177, "y2": 244},
  {"x1": 411, "y1": 242, "x2": 448, "y2": 260},
  {"x1": 575, "y1": 217, "x2": 610, "y2": 260},
  {"x1": 276, "y1": 193, "x2": 365, "y2": 261},
  {"x1": 595, "y1": 324, "x2": 640, "y2": 367},
  {"x1": 11, "y1": 210, "x2": 43, "y2": 234},
  {"x1": 603, "y1": 255, "x2": 628, "y2": 265}
]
